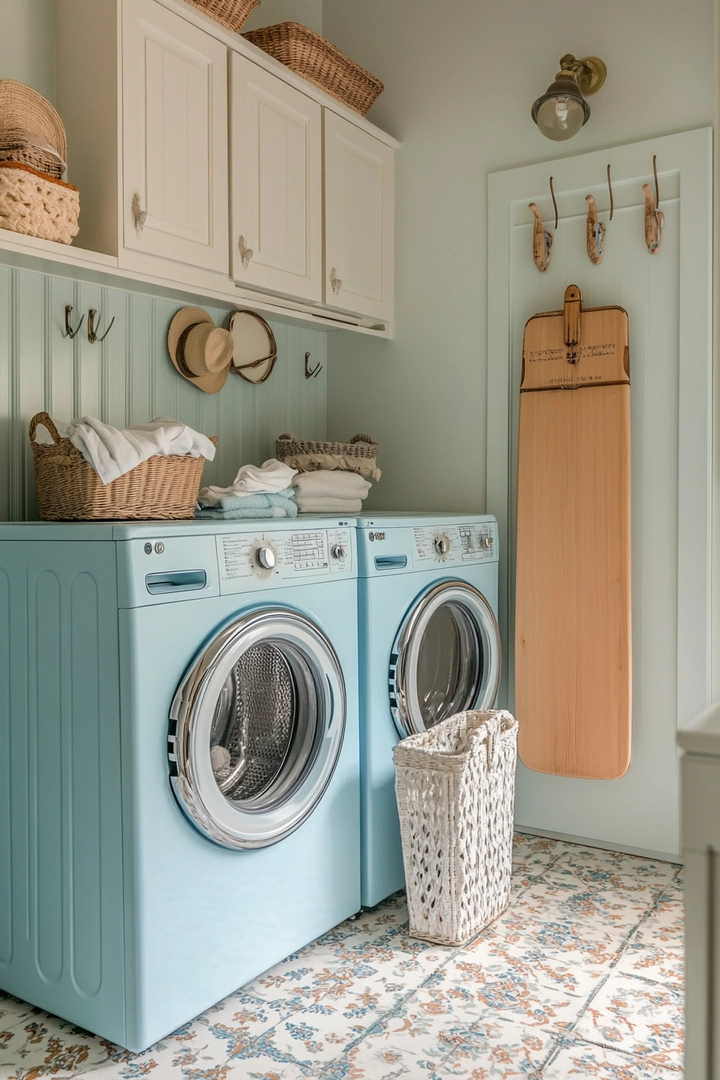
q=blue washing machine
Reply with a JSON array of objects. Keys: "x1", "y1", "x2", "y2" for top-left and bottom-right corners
[
  {"x1": 356, "y1": 513, "x2": 501, "y2": 907},
  {"x1": 0, "y1": 518, "x2": 359, "y2": 1051}
]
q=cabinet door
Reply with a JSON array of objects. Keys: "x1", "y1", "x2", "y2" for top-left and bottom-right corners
[
  {"x1": 231, "y1": 53, "x2": 322, "y2": 301},
  {"x1": 324, "y1": 111, "x2": 394, "y2": 322},
  {"x1": 121, "y1": 0, "x2": 228, "y2": 272}
]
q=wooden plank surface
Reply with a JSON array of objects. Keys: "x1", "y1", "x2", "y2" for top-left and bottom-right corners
[{"x1": 515, "y1": 296, "x2": 631, "y2": 779}]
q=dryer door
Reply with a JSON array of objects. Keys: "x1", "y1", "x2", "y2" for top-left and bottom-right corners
[
  {"x1": 390, "y1": 580, "x2": 501, "y2": 738},
  {"x1": 169, "y1": 607, "x2": 346, "y2": 849}
]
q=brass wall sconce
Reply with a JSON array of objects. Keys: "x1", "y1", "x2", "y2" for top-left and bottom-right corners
[{"x1": 531, "y1": 54, "x2": 607, "y2": 141}]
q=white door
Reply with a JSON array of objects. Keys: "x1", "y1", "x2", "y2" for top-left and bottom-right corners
[
  {"x1": 324, "y1": 111, "x2": 394, "y2": 321},
  {"x1": 230, "y1": 53, "x2": 322, "y2": 302},
  {"x1": 487, "y1": 128, "x2": 712, "y2": 857},
  {"x1": 121, "y1": 0, "x2": 228, "y2": 272}
]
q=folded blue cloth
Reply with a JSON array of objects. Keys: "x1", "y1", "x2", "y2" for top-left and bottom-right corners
[
  {"x1": 196, "y1": 487, "x2": 296, "y2": 512},
  {"x1": 196, "y1": 489, "x2": 297, "y2": 520}
]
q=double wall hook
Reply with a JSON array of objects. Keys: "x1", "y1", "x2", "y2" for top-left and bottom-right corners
[
  {"x1": 87, "y1": 308, "x2": 115, "y2": 344},
  {"x1": 529, "y1": 177, "x2": 559, "y2": 272},
  {"x1": 304, "y1": 350, "x2": 322, "y2": 379},
  {"x1": 64, "y1": 304, "x2": 84, "y2": 339},
  {"x1": 643, "y1": 155, "x2": 664, "y2": 255}
]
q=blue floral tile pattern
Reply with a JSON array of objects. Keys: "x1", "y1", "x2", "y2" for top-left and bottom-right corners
[{"x1": 0, "y1": 835, "x2": 683, "y2": 1079}]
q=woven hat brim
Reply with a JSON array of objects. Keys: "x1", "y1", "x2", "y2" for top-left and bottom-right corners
[
  {"x1": 168, "y1": 307, "x2": 230, "y2": 395},
  {"x1": 229, "y1": 310, "x2": 278, "y2": 385}
]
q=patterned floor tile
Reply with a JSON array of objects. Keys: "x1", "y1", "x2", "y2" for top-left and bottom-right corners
[
  {"x1": 543, "y1": 1038, "x2": 682, "y2": 1078},
  {"x1": 571, "y1": 972, "x2": 684, "y2": 1071},
  {"x1": 0, "y1": 836, "x2": 685, "y2": 1080}
]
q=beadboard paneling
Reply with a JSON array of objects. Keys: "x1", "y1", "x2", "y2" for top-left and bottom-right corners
[{"x1": 0, "y1": 268, "x2": 327, "y2": 521}]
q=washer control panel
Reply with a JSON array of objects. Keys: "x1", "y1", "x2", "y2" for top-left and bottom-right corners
[
  {"x1": 413, "y1": 522, "x2": 497, "y2": 564},
  {"x1": 218, "y1": 527, "x2": 353, "y2": 589}
]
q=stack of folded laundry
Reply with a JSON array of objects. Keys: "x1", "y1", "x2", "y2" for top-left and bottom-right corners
[
  {"x1": 197, "y1": 458, "x2": 298, "y2": 519},
  {"x1": 292, "y1": 470, "x2": 371, "y2": 515}
]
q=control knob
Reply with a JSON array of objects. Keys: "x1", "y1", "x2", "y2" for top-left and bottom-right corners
[
  {"x1": 256, "y1": 546, "x2": 276, "y2": 570},
  {"x1": 435, "y1": 534, "x2": 451, "y2": 556},
  {"x1": 331, "y1": 544, "x2": 347, "y2": 560},
  {"x1": 480, "y1": 534, "x2": 494, "y2": 549}
]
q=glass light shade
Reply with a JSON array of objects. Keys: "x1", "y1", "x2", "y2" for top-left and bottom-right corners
[{"x1": 531, "y1": 73, "x2": 590, "y2": 141}]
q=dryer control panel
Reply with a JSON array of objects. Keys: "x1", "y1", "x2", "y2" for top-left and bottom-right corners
[
  {"x1": 413, "y1": 522, "x2": 497, "y2": 565},
  {"x1": 218, "y1": 527, "x2": 354, "y2": 591}
]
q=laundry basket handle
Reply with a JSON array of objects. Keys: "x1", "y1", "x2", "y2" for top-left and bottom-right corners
[
  {"x1": 350, "y1": 433, "x2": 378, "y2": 446},
  {"x1": 29, "y1": 412, "x2": 61, "y2": 445}
]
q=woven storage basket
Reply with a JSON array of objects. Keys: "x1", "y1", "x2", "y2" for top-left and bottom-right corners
[
  {"x1": 0, "y1": 162, "x2": 79, "y2": 245},
  {"x1": 185, "y1": 0, "x2": 259, "y2": 32},
  {"x1": 243, "y1": 23, "x2": 383, "y2": 116},
  {"x1": 29, "y1": 413, "x2": 217, "y2": 521},
  {"x1": 0, "y1": 80, "x2": 67, "y2": 178},
  {"x1": 275, "y1": 432, "x2": 381, "y2": 480},
  {"x1": 393, "y1": 710, "x2": 518, "y2": 946}
]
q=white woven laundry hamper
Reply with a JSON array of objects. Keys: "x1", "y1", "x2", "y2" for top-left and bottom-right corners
[{"x1": 393, "y1": 710, "x2": 518, "y2": 946}]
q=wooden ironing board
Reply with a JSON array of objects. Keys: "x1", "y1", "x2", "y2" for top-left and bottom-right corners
[{"x1": 515, "y1": 285, "x2": 632, "y2": 780}]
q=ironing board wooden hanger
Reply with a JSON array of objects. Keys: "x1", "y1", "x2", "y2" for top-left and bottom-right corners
[{"x1": 515, "y1": 285, "x2": 631, "y2": 780}]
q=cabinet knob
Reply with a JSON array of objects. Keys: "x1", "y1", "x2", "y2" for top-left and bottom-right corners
[
  {"x1": 238, "y1": 235, "x2": 254, "y2": 269},
  {"x1": 329, "y1": 267, "x2": 343, "y2": 295},
  {"x1": 131, "y1": 194, "x2": 147, "y2": 237}
]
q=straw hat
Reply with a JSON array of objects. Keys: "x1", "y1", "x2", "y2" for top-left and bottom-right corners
[{"x1": 168, "y1": 307, "x2": 234, "y2": 394}]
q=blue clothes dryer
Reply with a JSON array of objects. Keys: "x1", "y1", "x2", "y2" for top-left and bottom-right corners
[
  {"x1": 356, "y1": 514, "x2": 501, "y2": 908},
  {"x1": 0, "y1": 519, "x2": 359, "y2": 1051}
]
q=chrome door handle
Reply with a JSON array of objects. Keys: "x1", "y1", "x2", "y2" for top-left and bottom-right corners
[{"x1": 132, "y1": 193, "x2": 147, "y2": 236}]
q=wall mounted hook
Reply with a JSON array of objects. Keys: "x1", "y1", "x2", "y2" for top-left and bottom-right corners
[
  {"x1": 643, "y1": 155, "x2": 664, "y2": 254},
  {"x1": 87, "y1": 308, "x2": 115, "y2": 344},
  {"x1": 304, "y1": 351, "x2": 322, "y2": 379},
  {"x1": 529, "y1": 201, "x2": 553, "y2": 271},
  {"x1": 585, "y1": 193, "x2": 606, "y2": 264},
  {"x1": 64, "y1": 304, "x2": 84, "y2": 339}
]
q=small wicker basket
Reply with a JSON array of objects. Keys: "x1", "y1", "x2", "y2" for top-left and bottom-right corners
[
  {"x1": 393, "y1": 710, "x2": 518, "y2": 947},
  {"x1": 0, "y1": 80, "x2": 67, "y2": 178},
  {"x1": 30, "y1": 413, "x2": 217, "y2": 521},
  {"x1": 185, "y1": 0, "x2": 259, "y2": 32},
  {"x1": 243, "y1": 23, "x2": 383, "y2": 116},
  {"x1": 0, "y1": 162, "x2": 79, "y2": 245},
  {"x1": 275, "y1": 432, "x2": 381, "y2": 481}
]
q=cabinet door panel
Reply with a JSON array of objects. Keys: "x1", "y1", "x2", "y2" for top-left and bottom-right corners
[
  {"x1": 122, "y1": 0, "x2": 228, "y2": 272},
  {"x1": 231, "y1": 53, "x2": 322, "y2": 301},
  {"x1": 324, "y1": 111, "x2": 394, "y2": 321}
]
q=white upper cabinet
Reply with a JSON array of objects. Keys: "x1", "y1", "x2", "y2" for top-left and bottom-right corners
[
  {"x1": 324, "y1": 111, "x2": 394, "y2": 321},
  {"x1": 122, "y1": 0, "x2": 228, "y2": 272},
  {"x1": 230, "y1": 53, "x2": 322, "y2": 302}
]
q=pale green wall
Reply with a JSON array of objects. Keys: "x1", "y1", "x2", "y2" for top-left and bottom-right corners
[
  {"x1": 0, "y1": 0, "x2": 56, "y2": 101},
  {"x1": 323, "y1": 0, "x2": 715, "y2": 512}
]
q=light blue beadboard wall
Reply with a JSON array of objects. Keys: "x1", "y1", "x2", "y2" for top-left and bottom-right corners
[{"x1": 0, "y1": 266, "x2": 327, "y2": 521}]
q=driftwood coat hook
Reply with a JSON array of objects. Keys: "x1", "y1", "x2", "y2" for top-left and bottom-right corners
[
  {"x1": 529, "y1": 202, "x2": 553, "y2": 271},
  {"x1": 643, "y1": 156, "x2": 663, "y2": 254},
  {"x1": 304, "y1": 351, "x2": 322, "y2": 379},
  {"x1": 64, "y1": 304, "x2": 84, "y2": 339},
  {"x1": 87, "y1": 308, "x2": 115, "y2": 344},
  {"x1": 585, "y1": 194, "x2": 606, "y2": 264}
]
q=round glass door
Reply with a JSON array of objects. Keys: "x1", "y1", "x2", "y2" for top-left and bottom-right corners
[
  {"x1": 390, "y1": 581, "x2": 501, "y2": 737},
  {"x1": 169, "y1": 608, "x2": 346, "y2": 849}
]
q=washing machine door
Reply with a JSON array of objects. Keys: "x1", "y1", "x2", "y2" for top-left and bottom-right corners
[
  {"x1": 169, "y1": 607, "x2": 346, "y2": 849},
  {"x1": 390, "y1": 580, "x2": 501, "y2": 738}
]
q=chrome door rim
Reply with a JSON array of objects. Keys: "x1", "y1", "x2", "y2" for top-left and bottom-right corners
[
  {"x1": 389, "y1": 580, "x2": 501, "y2": 738},
  {"x1": 169, "y1": 607, "x2": 346, "y2": 849}
]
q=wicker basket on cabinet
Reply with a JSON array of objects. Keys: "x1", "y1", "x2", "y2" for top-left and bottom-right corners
[
  {"x1": 185, "y1": 0, "x2": 259, "y2": 33},
  {"x1": 243, "y1": 23, "x2": 383, "y2": 116},
  {"x1": 29, "y1": 412, "x2": 217, "y2": 521}
]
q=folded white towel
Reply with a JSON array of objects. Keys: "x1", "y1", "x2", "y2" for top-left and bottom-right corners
[
  {"x1": 199, "y1": 458, "x2": 297, "y2": 506},
  {"x1": 293, "y1": 470, "x2": 371, "y2": 499},
  {"x1": 34, "y1": 416, "x2": 217, "y2": 485},
  {"x1": 296, "y1": 496, "x2": 363, "y2": 513}
]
